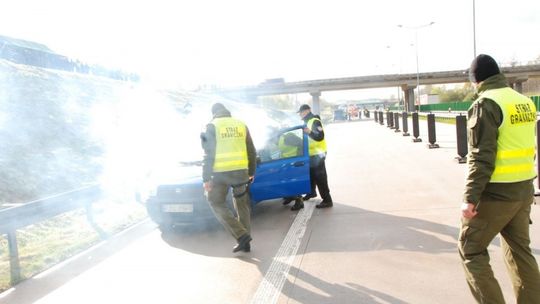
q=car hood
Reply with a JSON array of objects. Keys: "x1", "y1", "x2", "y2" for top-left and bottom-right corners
[{"x1": 148, "y1": 162, "x2": 202, "y2": 186}]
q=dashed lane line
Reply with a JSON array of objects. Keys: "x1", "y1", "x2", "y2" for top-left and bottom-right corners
[{"x1": 250, "y1": 202, "x2": 315, "y2": 304}]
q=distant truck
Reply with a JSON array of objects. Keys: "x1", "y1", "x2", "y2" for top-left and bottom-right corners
[
  {"x1": 332, "y1": 103, "x2": 361, "y2": 121},
  {"x1": 333, "y1": 108, "x2": 347, "y2": 121},
  {"x1": 260, "y1": 78, "x2": 285, "y2": 85},
  {"x1": 347, "y1": 104, "x2": 359, "y2": 120}
]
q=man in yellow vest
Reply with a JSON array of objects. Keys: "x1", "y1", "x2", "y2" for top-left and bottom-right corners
[
  {"x1": 276, "y1": 131, "x2": 305, "y2": 211},
  {"x1": 297, "y1": 104, "x2": 333, "y2": 208},
  {"x1": 201, "y1": 103, "x2": 257, "y2": 253},
  {"x1": 459, "y1": 54, "x2": 540, "y2": 303}
]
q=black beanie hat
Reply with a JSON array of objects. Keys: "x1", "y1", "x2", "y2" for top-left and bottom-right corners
[
  {"x1": 469, "y1": 54, "x2": 500, "y2": 83},
  {"x1": 211, "y1": 102, "x2": 227, "y2": 115},
  {"x1": 297, "y1": 104, "x2": 311, "y2": 113}
]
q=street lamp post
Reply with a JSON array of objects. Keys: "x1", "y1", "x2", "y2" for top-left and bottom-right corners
[
  {"x1": 385, "y1": 44, "x2": 408, "y2": 110},
  {"x1": 398, "y1": 21, "x2": 435, "y2": 111},
  {"x1": 473, "y1": 0, "x2": 477, "y2": 58}
]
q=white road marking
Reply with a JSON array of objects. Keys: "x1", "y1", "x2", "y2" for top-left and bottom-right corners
[{"x1": 250, "y1": 202, "x2": 315, "y2": 304}]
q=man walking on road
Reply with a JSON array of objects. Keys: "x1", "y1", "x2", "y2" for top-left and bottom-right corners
[
  {"x1": 459, "y1": 54, "x2": 540, "y2": 303},
  {"x1": 297, "y1": 104, "x2": 333, "y2": 209},
  {"x1": 201, "y1": 103, "x2": 257, "y2": 253}
]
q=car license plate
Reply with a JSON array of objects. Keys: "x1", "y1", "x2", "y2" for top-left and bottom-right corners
[{"x1": 162, "y1": 204, "x2": 193, "y2": 213}]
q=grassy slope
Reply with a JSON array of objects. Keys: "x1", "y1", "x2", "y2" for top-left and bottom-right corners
[{"x1": 0, "y1": 60, "x2": 147, "y2": 291}]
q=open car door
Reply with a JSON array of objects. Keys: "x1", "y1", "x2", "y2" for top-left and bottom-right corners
[{"x1": 250, "y1": 126, "x2": 311, "y2": 203}]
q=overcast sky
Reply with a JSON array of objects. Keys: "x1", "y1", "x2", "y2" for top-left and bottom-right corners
[{"x1": 1, "y1": 0, "x2": 539, "y2": 99}]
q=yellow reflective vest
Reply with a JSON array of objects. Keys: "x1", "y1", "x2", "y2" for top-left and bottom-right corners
[
  {"x1": 211, "y1": 117, "x2": 249, "y2": 172},
  {"x1": 307, "y1": 117, "x2": 327, "y2": 156},
  {"x1": 479, "y1": 88, "x2": 537, "y2": 182},
  {"x1": 278, "y1": 135, "x2": 299, "y2": 158}
]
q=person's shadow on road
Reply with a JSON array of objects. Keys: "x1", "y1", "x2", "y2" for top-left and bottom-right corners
[
  {"x1": 237, "y1": 257, "x2": 410, "y2": 304},
  {"x1": 161, "y1": 202, "x2": 462, "y2": 303}
]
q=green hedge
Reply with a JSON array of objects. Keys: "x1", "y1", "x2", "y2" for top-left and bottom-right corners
[
  {"x1": 419, "y1": 101, "x2": 472, "y2": 112},
  {"x1": 531, "y1": 95, "x2": 540, "y2": 111},
  {"x1": 389, "y1": 95, "x2": 540, "y2": 112}
]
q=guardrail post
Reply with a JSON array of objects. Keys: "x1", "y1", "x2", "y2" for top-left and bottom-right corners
[
  {"x1": 412, "y1": 112, "x2": 422, "y2": 142},
  {"x1": 427, "y1": 113, "x2": 440, "y2": 148},
  {"x1": 85, "y1": 203, "x2": 108, "y2": 239},
  {"x1": 394, "y1": 112, "x2": 400, "y2": 132},
  {"x1": 455, "y1": 114, "x2": 467, "y2": 163},
  {"x1": 402, "y1": 112, "x2": 410, "y2": 136},
  {"x1": 7, "y1": 230, "x2": 21, "y2": 285},
  {"x1": 379, "y1": 111, "x2": 384, "y2": 125},
  {"x1": 0, "y1": 184, "x2": 104, "y2": 288}
]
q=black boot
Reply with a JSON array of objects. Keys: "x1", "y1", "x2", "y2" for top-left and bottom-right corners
[
  {"x1": 233, "y1": 234, "x2": 252, "y2": 253},
  {"x1": 291, "y1": 198, "x2": 304, "y2": 211},
  {"x1": 316, "y1": 200, "x2": 333, "y2": 209}
]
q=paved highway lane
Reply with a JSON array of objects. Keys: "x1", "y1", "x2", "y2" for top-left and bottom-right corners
[
  {"x1": 282, "y1": 119, "x2": 538, "y2": 303},
  {"x1": 1, "y1": 118, "x2": 539, "y2": 304},
  {"x1": 1, "y1": 193, "x2": 310, "y2": 303}
]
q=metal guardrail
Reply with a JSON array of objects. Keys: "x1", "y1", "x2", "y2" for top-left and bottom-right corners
[
  {"x1": 373, "y1": 110, "x2": 466, "y2": 157},
  {"x1": 373, "y1": 109, "x2": 540, "y2": 164},
  {"x1": 0, "y1": 184, "x2": 104, "y2": 285},
  {"x1": 417, "y1": 112, "x2": 461, "y2": 124}
]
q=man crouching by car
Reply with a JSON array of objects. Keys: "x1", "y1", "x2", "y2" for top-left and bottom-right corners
[{"x1": 200, "y1": 103, "x2": 257, "y2": 253}]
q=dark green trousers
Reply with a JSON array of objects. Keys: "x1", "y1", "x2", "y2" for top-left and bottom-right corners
[
  {"x1": 458, "y1": 197, "x2": 540, "y2": 304},
  {"x1": 206, "y1": 170, "x2": 251, "y2": 240}
]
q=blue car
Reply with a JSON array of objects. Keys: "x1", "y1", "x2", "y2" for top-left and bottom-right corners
[{"x1": 144, "y1": 125, "x2": 311, "y2": 231}]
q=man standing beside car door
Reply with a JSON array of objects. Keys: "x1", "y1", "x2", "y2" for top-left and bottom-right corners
[
  {"x1": 297, "y1": 104, "x2": 333, "y2": 208},
  {"x1": 201, "y1": 103, "x2": 257, "y2": 253}
]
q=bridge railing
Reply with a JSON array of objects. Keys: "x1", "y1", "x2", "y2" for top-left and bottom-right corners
[{"x1": 0, "y1": 184, "x2": 104, "y2": 285}]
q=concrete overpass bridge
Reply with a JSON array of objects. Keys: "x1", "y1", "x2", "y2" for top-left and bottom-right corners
[{"x1": 213, "y1": 64, "x2": 540, "y2": 113}]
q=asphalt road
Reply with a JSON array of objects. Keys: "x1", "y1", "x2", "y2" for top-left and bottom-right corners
[{"x1": 2, "y1": 117, "x2": 539, "y2": 304}]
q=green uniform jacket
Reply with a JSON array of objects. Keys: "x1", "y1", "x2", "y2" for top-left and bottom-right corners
[
  {"x1": 464, "y1": 73, "x2": 535, "y2": 205},
  {"x1": 201, "y1": 110, "x2": 257, "y2": 183}
]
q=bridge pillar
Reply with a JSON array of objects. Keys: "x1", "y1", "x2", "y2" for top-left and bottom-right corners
[
  {"x1": 401, "y1": 85, "x2": 416, "y2": 112},
  {"x1": 514, "y1": 82, "x2": 523, "y2": 93},
  {"x1": 509, "y1": 79, "x2": 527, "y2": 93},
  {"x1": 507, "y1": 77, "x2": 528, "y2": 93},
  {"x1": 310, "y1": 91, "x2": 321, "y2": 114}
]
